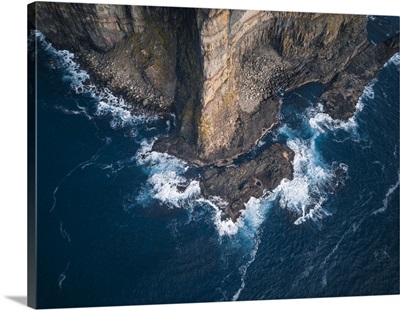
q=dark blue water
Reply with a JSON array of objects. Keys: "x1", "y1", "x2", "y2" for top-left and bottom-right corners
[
  {"x1": 367, "y1": 15, "x2": 400, "y2": 44},
  {"x1": 32, "y1": 20, "x2": 399, "y2": 308}
]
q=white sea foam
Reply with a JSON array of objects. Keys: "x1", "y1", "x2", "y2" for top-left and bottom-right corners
[
  {"x1": 50, "y1": 139, "x2": 112, "y2": 213},
  {"x1": 135, "y1": 139, "x2": 272, "y2": 238},
  {"x1": 232, "y1": 241, "x2": 259, "y2": 301},
  {"x1": 58, "y1": 273, "x2": 66, "y2": 289},
  {"x1": 293, "y1": 203, "x2": 331, "y2": 225},
  {"x1": 229, "y1": 199, "x2": 265, "y2": 300},
  {"x1": 322, "y1": 218, "x2": 363, "y2": 267},
  {"x1": 149, "y1": 173, "x2": 200, "y2": 209},
  {"x1": 135, "y1": 140, "x2": 264, "y2": 238},
  {"x1": 215, "y1": 193, "x2": 285, "y2": 301},
  {"x1": 241, "y1": 197, "x2": 267, "y2": 233},
  {"x1": 202, "y1": 193, "x2": 271, "y2": 238},
  {"x1": 257, "y1": 140, "x2": 266, "y2": 147},
  {"x1": 58, "y1": 262, "x2": 70, "y2": 289},
  {"x1": 33, "y1": 30, "x2": 155, "y2": 132},
  {"x1": 34, "y1": 31, "x2": 91, "y2": 90},
  {"x1": 307, "y1": 70, "x2": 389, "y2": 136},
  {"x1": 50, "y1": 160, "x2": 93, "y2": 213},
  {"x1": 214, "y1": 216, "x2": 239, "y2": 237},
  {"x1": 153, "y1": 99, "x2": 353, "y2": 235},
  {"x1": 372, "y1": 174, "x2": 400, "y2": 215},
  {"x1": 136, "y1": 140, "x2": 201, "y2": 209},
  {"x1": 197, "y1": 196, "x2": 239, "y2": 237},
  {"x1": 271, "y1": 137, "x2": 335, "y2": 225},
  {"x1": 309, "y1": 102, "x2": 362, "y2": 134},
  {"x1": 266, "y1": 101, "x2": 354, "y2": 225},
  {"x1": 384, "y1": 51, "x2": 400, "y2": 68}
]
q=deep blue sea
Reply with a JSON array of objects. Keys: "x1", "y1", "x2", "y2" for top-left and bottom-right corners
[{"x1": 31, "y1": 16, "x2": 399, "y2": 308}]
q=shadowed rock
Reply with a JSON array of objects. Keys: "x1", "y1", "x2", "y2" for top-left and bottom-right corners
[
  {"x1": 200, "y1": 144, "x2": 294, "y2": 221},
  {"x1": 28, "y1": 3, "x2": 399, "y2": 220}
]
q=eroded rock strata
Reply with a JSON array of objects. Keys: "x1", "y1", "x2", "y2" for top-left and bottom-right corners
[{"x1": 29, "y1": 3, "x2": 399, "y2": 220}]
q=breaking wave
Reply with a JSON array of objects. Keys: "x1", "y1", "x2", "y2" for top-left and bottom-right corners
[
  {"x1": 135, "y1": 139, "x2": 272, "y2": 239},
  {"x1": 200, "y1": 196, "x2": 239, "y2": 236},
  {"x1": 33, "y1": 29, "x2": 366, "y2": 235},
  {"x1": 269, "y1": 104, "x2": 350, "y2": 225},
  {"x1": 228, "y1": 77, "x2": 378, "y2": 299},
  {"x1": 33, "y1": 23, "x2": 398, "y2": 302},
  {"x1": 269, "y1": 68, "x2": 388, "y2": 225},
  {"x1": 385, "y1": 51, "x2": 400, "y2": 67},
  {"x1": 309, "y1": 102, "x2": 362, "y2": 134},
  {"x1": 32, "y1": 30, "x2": 156, "y2": 132},
  {"x1": 135, "y1": 140, "x2": 201, "y2": 209},
  {"x1": 135, "y1": 142, "x2": 276, "y2": 301},
  {"x1": 231, "y1": 197, "x2": 270, "y2": 300}
]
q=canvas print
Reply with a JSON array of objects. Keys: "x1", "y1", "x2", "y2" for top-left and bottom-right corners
[{"x1": 27, "y1": 2, "x2": 400, "y2": 308}]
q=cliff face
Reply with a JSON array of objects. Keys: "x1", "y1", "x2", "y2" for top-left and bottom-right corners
[
  {"x1": 30, "y1": 3, "x2": 185, "y2": 110},
  {"x1": 29, "y1": 4, "x2": 399, "y2": 165},
  {"x1": 172, "y1": 10, "x2": 398, "y2": 164},
  {"x1": 29, "y1": 3, "x2": 399, "y2": 220}
]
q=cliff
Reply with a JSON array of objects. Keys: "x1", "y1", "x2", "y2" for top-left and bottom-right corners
[
  {"x1": 155, "y1": 11, "x2": 398, "y2": 165},
  {"x1": 28, "y1": 3, "x2": 399, "y2": 220},
  {"x1": 29, "y1": 3, "x2": 399, "y2": 163}
]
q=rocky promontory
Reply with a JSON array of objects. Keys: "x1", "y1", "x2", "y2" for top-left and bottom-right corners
[
  {"x1": 200, "y1": 144, "x2": 294, "y2": 221},
  {"x1": 28, "y1": 3, "x2": 399, "y2": 220}
]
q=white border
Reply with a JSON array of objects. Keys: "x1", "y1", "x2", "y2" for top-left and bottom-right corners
[{"x1": 0, "y1": 1, "x2": 399, "y2": 309}]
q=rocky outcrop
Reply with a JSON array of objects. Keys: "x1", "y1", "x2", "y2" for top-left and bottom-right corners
[
  {"x1": 29, "y1": 4, "x2": 399, "y2": 163},
  {"x1": 156, "y1": 10, "x2": 398, "y2": 165},
  {"x1": 29, "y1": 3, "x2": 185, "y2": 111},
  {"x1": 320, "y1": 36, "x2": 399, "y2": 119},
  {"x1": 200, "y1": 144, "x2": 294, "y2": 221},
  {"x1": 29, "y1": 3, "x2": 399, "y2": 220}
]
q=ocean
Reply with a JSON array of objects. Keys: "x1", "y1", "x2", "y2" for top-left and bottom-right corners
[{"x1": 30, "y1": 15, "x2": 399, "y2": 308}]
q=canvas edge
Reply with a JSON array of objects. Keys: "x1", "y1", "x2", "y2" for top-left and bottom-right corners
[{"x1": 27, "y1": 2, "x2": 38, "y2": 309}]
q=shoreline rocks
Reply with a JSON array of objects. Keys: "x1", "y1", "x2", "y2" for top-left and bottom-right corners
[
  {"x1": 29, "y1": 3, "x2": 399, "y2": 220},
  {"x1": 200, "y1": 144, "x2": 294, "y2": 222}
]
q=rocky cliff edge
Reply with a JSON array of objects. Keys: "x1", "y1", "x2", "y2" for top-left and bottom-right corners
[{"x1": 28, "y1": 3, "x2": 399, "y2": 220}]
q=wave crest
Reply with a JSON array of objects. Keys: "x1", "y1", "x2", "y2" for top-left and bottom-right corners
[
  {"x1": 136, "y1": 140, "x2": 201, "y2": 209},
  {"x1": 32, "y1": 30, "x2": 156, "y2": 132}
]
